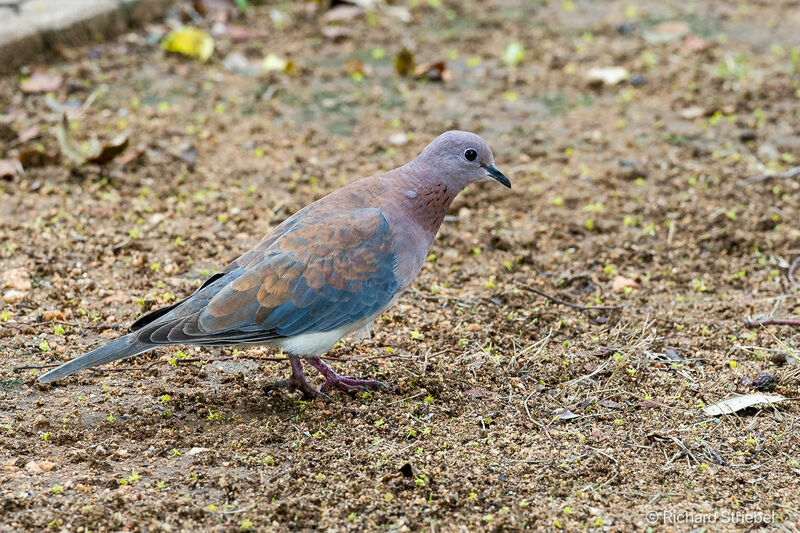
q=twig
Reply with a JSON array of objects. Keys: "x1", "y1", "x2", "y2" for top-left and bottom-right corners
[
  {"x1": 523, "y1": 285, "x2": 620, "y2": 311},
  {"x1": 745, "y1": 317, "x2": 800, "y2": 328},
  {"x1": 739, "y1": 165, "x2": 800, "y2": 185},
  {"x1": 788, "y1": 256, "x2": 800, "y2": 286},
  {"x1": 14, "y1": 363, "x2": 62, "y2": 371}
]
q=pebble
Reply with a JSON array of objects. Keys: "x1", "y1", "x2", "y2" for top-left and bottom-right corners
[
  {"x1": 1, "y1": 267, "x2": 31, "y2": 291},
  {"x1": 3, "y1": 289, "x2": 25, "y2": 304},
  {"x1": 752, "y1": 372, "x2": 777, "y2": 392}
]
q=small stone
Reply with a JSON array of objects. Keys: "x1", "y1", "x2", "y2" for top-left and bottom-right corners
[
  {"x1": 612, "y1": 276, "x2": 639, "y2": 292},
  {"x1": 388, "y1": 132, "x2": 408, "y2": 146},
  {"x1": 3, "y1": 289, "x2": 25, "y2": 304},
  {"x1": 1, "y1": 268, "x2": 31, "y2": 291},
  {"x1": 752, "y1": 372, "x2": 777, "y2": 392},
  {"x1": 629, "y1": 73, "x2": 647, "y2": 86},
  {"x1": 586, "y1": 66, "x2": 628, "y2": 87}
]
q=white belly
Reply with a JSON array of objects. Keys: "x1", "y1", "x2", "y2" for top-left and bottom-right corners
[{"x1": 273, "y1": 326, "x2": 352, "y2": 356}]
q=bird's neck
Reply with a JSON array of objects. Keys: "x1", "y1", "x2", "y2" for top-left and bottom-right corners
[{"x1": 385, "y1": 161, "x2": 460, "y2": 238}]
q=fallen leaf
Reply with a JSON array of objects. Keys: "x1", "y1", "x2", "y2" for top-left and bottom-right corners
[
  {"x1": 414, "y1": 61, "x2": 451, "y2": 82},
  {"x1": 612, "y1": 275, "x2": 639, "y2": 292},
  {"x1": 56, "y1": 115, "x2": 92, "y2": 164},
  {"x1": 703, "y1": 393, "x2": 785, "y2": 416},
  {"x1": 553, "y1": 407, "x2": 580, "y2": 421},
  {"x1": 117, "y1": 147, "x2": 145, "y2": 166},
  {"x1": 20, "y1": 71, "x2": 63, "y2": 93},
  {"x1": 0, "y1": 159, "x2": 21, "y2": 179},
  {"x1": 161, "y1": 26, "x2": 215, "y2": 62},
  {"x1": 394, "y1": 47, "x2": 415, "y2": 77},
  {"x1": 87, "y1": 134, "x2": 129, "y2": 164},
  {"x1": 587, "y1": 66, "x2": 629, "y2": 86},
  {"x1": 55, "y1": 114, "x2": 130, "y2": 165},
  {"x1": 263, "y1": 53, "x2": 294, "y2": 73}
]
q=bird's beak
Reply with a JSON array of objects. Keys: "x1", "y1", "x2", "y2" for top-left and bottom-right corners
[{"x1": 483, "y1": 164, "x2": 511, "y2": 188}]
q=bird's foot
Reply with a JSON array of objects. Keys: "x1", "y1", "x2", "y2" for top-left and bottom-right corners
[
  {"x1": 265, "y1": 355, "x2": 329, "y2": 399},
  {"x1": 308, "y1": 357, "x2": 386, "y2": 394}
]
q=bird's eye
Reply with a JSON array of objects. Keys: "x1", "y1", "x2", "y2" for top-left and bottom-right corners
[{"x1": 464, "y1": 149, "x2": 477, "y2": 162}]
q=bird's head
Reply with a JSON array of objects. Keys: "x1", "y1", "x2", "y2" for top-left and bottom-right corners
[{"x1": 416, "y1": 130, "x2": 510, "y2": 190}]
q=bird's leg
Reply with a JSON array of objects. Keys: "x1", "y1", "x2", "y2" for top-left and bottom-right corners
[
  {"x1": 307, "y1": 357, "x2": 387, "y2": 393},
  {"x1": 266, "y1": 355, "x2": 329, "y2": 399}
]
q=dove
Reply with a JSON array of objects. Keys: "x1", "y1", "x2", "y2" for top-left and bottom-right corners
[{"x1": 38, "y1": 131, "x2": 510, "y2": 397}]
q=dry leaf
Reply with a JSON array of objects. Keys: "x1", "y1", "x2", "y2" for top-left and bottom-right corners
[
  {"x1": 414, "y1": 61, "x2": 450, "y2": 82},
  {"x1": 88, "y1": 134, "x2": 129, "y2": 164},
  {"x1": 161, "y1": 26, "x2": 215, "y2": 62},
  {"x1": 553, "y1": 407, "x2": 580, "y2": 421},
  {"x1": 394, "y1": 47, "x2": 415, "y2": 77},
  {"x1": 56, "y1": 114, "x2": 130, "y2": 165},
  {"x1": 263, "y1": 54, "x2": 294, "y2": 73},
  {"x1": 703, "y1": 393, "x2": 785, "y2": 416},
  {"x1": 20, "y1": 71, "x2": 63, "y2": 93}
]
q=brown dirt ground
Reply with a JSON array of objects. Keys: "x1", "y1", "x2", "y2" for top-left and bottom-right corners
[{"x1": 2, "y1": 0, "x2": 800, "y2": 531}]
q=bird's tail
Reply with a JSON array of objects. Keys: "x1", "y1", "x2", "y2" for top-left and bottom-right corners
[{"x1": 38, "y1": 334, "x2": 155, "y2": 384}]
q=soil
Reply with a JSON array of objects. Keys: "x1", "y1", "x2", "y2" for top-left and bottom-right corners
[{"x1": 2, "y1": 0, "x2": 800, "y2": 531}]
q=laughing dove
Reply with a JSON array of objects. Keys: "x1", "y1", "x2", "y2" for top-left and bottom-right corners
[{"x1": 39, "y1": 131, "x2": 510, "y2": 397}]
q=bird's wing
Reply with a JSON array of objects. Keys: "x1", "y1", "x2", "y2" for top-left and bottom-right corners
[{"x1": 134, "y1": 207, "x2": 400, "y2": 346}]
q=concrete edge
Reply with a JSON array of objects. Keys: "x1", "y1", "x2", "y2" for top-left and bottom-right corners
[{"x1": 0, "y1": 0, "x2": 176, "y2": 74}]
